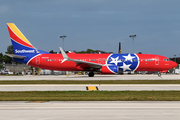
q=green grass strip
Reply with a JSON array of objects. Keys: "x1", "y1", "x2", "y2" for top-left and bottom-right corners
[
  {"x1": 0, "y1": 91, "x2": 180, "y2": 101},
  {"x1": 1, "y1": 80, "x2": 180, "y2": 84}
]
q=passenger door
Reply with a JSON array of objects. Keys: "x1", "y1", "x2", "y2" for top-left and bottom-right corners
[
  {"x1": 36, "y1": 57, "x2": 40, "y2": 65},
  {"x1": 155, "y1": 57, "x2": 159, "y2": 65}
]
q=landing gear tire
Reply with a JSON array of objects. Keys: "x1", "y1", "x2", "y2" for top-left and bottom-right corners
[
  {"x1": 88, "y1": 72, "x2": 94, "y2": 77},
  {"x1": 158, "y1": 73, "x2": 161, "y2": 77}
]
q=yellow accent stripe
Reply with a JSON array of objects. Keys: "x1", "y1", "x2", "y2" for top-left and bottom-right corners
[
  {"x1": 86, "y1": 86, "x2": 98, "y2": 90},
  {"x1": 7, "y1": 23, "x2": 32, "y2": 45}
]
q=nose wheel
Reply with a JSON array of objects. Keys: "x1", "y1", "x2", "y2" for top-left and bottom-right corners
[
  {"x1": 158, "y1": 72, "x2": 161, "y2": 77},
  {"x1": 88, "y1": 72, "x2": 94, "y2": 77}
]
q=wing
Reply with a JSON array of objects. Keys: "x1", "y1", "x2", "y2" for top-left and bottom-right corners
[{"x1": 59, "y1": 47, "x2": 103, "y2": 69}]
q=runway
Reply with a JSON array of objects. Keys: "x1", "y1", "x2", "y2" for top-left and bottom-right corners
[
  {"x1": 0, "y1": 74, "x2": 180, "y2": 80},
  {"x1": 1, "y1": 84, "x2": 180, "y2": 91},
  {"x1": 1, "y1": 101, "x2": 180, "y2": 120}
]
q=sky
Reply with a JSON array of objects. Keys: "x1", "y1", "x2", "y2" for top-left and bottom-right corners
[{"x1": 0, "y1": 0, "x2": 180, "y2": 58}]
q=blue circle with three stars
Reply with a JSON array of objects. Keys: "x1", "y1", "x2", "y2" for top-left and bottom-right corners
[{"x1": 106, "y1": 54, "x2": 139, "y2": 73}]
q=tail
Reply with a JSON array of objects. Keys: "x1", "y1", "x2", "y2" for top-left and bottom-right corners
[{"x1": 7, "y1": 23, "x2": 48, "y2": 64}]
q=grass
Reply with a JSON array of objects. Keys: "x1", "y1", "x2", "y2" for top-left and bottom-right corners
[
  {"x1": 1, "y1": 80, "x2": 180, "y2": 84},
  {"x1": 0, "y1": 91, "x2": 180, "y2": 101}
]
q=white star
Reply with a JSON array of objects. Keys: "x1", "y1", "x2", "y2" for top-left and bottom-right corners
[
  {"x1": 119, "y1": 63, "x2": 131, "y2": 71},
  {"x1": 110, "y1": 56, "x2": 122, "y2": 66},
  {"x1": 123, "y1": 54, "x2": 135, "y2": 62}
]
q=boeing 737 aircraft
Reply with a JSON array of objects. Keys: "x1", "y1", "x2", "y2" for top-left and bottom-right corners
[{"x1": 5, "y1": 23, "x2": 177, "y2": 77}]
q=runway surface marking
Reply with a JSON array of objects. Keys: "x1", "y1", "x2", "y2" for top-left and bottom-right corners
[{"x1": 86, "y1": 86, "x2": 98, "y2": 90}]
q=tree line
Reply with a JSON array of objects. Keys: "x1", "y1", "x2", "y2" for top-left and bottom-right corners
[
  {"x1": 49, "y1": 49, "x2": 112, "y2": 54},
  {"x1": 0, "y1": 45, "x2": 14, "y2": 63}
]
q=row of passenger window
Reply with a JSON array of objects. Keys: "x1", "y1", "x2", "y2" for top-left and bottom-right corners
[
  {"x1": 45, "y1": 59, "x2": 106, "y2": 62},
  {"x1": 141, "y1": 59, "x2": 155, "y2": 61},
  {"x1": 45, "y1": 59, "x2": 156, "y2": 62}
]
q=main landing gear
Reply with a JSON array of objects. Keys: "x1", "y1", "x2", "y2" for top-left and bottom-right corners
[{"x1": 88, "y1": 72, "x2": 94, "y2": 77}]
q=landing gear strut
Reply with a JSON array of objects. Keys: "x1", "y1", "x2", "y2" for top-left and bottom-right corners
[
  {"x1": 88, "y1": 72, "x2": 94, "y2": 77},
  {"x1": 158, "y1": 72, "x2": 161, "y2": 77}
]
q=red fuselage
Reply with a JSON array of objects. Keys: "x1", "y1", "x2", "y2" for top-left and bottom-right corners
[{"x1": 28, "y1": 53, "x2": 177, "y2": 74}]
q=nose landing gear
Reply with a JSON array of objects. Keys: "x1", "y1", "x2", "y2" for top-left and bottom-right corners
[{"x1": 158, "y1": 72, "x2": 161, "y2": 77}]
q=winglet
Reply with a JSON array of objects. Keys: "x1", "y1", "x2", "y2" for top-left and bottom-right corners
[
  {"x1": 59, "y1": 47, "x2": 68, "y2": 59},
  {"x1": 59, "y1": 47, "x2": 69, "y2": 63}
]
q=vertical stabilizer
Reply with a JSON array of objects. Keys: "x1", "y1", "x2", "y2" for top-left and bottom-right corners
[
  {"x1": 6, "y1": 23, "x2": 48, "y2": 64},
  {"x1": 7, "y1": 23, "x2": 35, "y2": 50}
]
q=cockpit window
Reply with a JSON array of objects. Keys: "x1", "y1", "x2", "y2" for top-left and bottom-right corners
[{"x1": 164, "y1": 59, "x2": 170, "y2": 61}]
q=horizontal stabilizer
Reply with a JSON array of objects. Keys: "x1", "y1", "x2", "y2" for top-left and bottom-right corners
[{"x1": 4, "y1": 53, "x2": 26, "y2": 59}]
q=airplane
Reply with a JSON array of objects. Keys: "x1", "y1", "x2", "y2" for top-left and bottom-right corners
[{"x1": 5, "y1": 23, "x2": 177, "y2": 77}]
